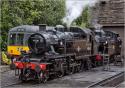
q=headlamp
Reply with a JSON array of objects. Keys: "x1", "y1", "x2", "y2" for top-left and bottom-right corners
[{"x1": 105, "y1": 41, "x2": 108, "y2": 44}]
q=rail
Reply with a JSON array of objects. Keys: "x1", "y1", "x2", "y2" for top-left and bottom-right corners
[{"x1": 87, "y1": 71, "x2": 124, "y2": 88}]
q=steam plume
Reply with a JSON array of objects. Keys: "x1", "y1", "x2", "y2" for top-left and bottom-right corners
[{"x1": 63, "y1": 0, "x2": 98, "y2": 27}]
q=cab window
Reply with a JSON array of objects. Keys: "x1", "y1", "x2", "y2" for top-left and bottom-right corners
[
  {"x1": 9, "y1": 33, "x2": 16, "y2": 45},
  {"x1": 24, "y1": 33, "x2": 32, "y2": 45},
  {"x1": 17, "y1": 33, "x2": 24, "y2": 45}
]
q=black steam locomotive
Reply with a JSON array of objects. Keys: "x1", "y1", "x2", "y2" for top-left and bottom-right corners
[{"x1": 13, "y1": 24, "x2": 122, "y2": 83}]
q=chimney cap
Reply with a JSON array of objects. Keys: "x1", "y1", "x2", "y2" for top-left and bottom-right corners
[{"x1": 38, "y1": 24, "x2": 47, "y2": 31}]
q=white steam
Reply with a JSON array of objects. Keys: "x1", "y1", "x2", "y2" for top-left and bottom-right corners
[
  {"x1": 94, "y1": 23, "x2": 103, "y2": 30},
  {"x1": 63, "y1": 0, "x2": 98, "y2": 27}
]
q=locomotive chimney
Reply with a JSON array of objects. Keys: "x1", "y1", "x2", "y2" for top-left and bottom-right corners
[{"x1": 38, "y1": 24, "x2": 46, "y2": 31}]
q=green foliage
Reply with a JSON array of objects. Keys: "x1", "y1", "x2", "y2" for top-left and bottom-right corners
[
  {"x1": 1, "y1": 0, "x2": 65, "y2": 51},
  {"x1": 74, "y1": 7, "x2": 90, "y2": 28}
]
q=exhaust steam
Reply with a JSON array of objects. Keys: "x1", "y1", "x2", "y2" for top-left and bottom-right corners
[{"x1": 63, "y1": 0, "x2": 98, "y2": 27}]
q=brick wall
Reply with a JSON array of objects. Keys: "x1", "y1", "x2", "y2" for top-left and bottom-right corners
[{"x1": 98, "y1": 0, "x2": 124, "y2": 26}]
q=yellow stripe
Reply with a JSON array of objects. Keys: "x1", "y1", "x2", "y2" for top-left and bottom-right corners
[{"x1": 7, "y1": 46, "x2": 29, "y2": 55}]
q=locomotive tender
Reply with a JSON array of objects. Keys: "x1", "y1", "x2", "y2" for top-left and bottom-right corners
[{"x1": 12, "y1": 24, "x2": 121, "y2": 83}]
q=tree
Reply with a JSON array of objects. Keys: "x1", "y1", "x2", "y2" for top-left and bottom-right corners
[
  {"x1": 74, "y1": 7, "x2": 90, "y2": 28},
  {"x1": 33, "y1": 0, "x2": 65, "y2": 25}
]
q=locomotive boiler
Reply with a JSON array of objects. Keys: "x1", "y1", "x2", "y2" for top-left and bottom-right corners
[
  {"x1": 28, "y1": 25, "x2": 73, "y2": 55},
  {"x1": 28, "y1": 25, "x2": 95, "y2": 57}
]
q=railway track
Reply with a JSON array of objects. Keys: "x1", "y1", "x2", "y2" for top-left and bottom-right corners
[
  {"x1": 87, "y1": 71, "x2": 124, "y2": 88},
  {"x1": 3, "y1": 71, "x2": 124, "y2": 88}
]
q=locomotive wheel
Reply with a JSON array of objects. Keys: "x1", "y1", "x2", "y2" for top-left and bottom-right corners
[
  {"x1": 68, "y1": 66, "x2": 74, "y2": 75},
  {"x1": 57, "y1": 63, "x2": 64, "y2": 78},
  {"x1": 57, "y1": 70, "x2": 64, "y2": 78},
  {"x1": 76, "y1": 65, "x2": 81, "y2": 72},
  {"x1": 79, "y1": 63, "x2": 84, "y2": 72},
  {"x1": 86, "y1": 59, "x2": 92, "y2": 70},
  {"x1": 38, "y1": 71, "x2": 49, "y2": 83},
  {"x1": 19, "y1": 74, "x2": 27, "y2": 82}
]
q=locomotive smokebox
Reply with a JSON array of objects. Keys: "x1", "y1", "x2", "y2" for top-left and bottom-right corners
[{"x1": 39, "y1": 24, "x2": 46, "y2": 31}]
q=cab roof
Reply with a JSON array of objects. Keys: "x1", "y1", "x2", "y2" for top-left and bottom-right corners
[
  {"x1": 70, "y1": 26, "x2": 93, "y2": 35},
  {"x1": 9, "y1": 25, "x2": 54, "y2": 33},
  {"x1": 9, "y1": 25, "x2": 39, "y2": 32}
]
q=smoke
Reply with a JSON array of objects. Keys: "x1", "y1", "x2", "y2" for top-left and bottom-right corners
[
  {"x1": 94, "y1": 23, "x2": 103, "y2": 30},
  {"x1": 63, "y1": 0, "x2": 98, "y2": 27}
]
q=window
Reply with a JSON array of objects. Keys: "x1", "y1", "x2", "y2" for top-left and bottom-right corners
[
  {"x1": 9, "y1": 33, "x2": 16, "y2": 45},
  {"x1": 17, "y1": 33, "x2": 24, "y2": 45},
  {"x1": 70, "y1": 27, "x2": 86, "y2": 39},
  {"x1": 95, "y1": 31, "x2": 105, "y2": 37},
  {"x1": 24, "y1": 33, "x2": 32, "y2": 45}
]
